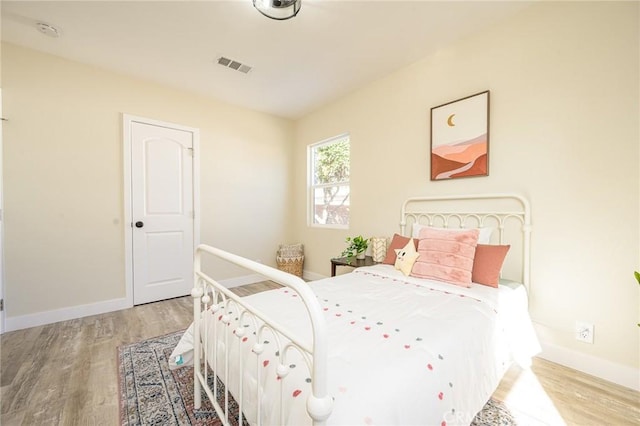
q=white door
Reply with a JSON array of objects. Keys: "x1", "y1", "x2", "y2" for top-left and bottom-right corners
[{"x1": 131, "y1": 121, "x2": 194, "y2": 305}]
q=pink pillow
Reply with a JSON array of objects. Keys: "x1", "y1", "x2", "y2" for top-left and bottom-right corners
[
  {"x1": 382, "y1": 234, "x2": 418, "y2": 265},
  {"x1": 472, "y1": 244, "x2": 511, "y2": 287},
  {"x1": 411, "y1": 227, "x2": 479, "y2": 287}
]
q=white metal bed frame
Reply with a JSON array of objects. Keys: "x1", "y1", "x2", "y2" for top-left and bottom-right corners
[{"x1": 191, "y1": 193, "x2": 531, "y2": 426}]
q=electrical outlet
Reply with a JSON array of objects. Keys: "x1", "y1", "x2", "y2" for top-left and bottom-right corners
[{"x1": 575, "y1": 321, "x2": 594, "y2": 344}]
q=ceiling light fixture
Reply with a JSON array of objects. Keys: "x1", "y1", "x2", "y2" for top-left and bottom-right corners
[{"x1": 253, "y1": 0, "x2": 301, "y2": 20}]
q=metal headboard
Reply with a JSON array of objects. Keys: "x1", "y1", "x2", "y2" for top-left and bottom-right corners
[{"x1": 400, "y1": 193, "x2": 532, "y2": 292}]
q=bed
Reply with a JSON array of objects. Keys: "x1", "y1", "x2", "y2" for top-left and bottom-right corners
[{"x1": 175, "y1": 193, "x2": 540, "y2": 426}]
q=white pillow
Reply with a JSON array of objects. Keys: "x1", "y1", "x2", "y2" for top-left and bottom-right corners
[{"x1": 411, "y1": 223, "x2": 493, "y2": 244}]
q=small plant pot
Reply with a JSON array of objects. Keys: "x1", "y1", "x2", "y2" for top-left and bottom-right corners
[{"x1": 356, "y1": 252, "x2": 366, "y2": 260}]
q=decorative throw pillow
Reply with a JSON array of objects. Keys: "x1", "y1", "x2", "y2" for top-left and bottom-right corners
[
  {"x1": 411, "y1": 227, "x2": 480, "y2": 287},
  {"x1": 382, "y1": 234, "x2": 418, "y2": 265},
  {"x1": 472, "y1": 244, "x2": 511, "y2": 287},
  {"x1": 394, "y1": 240, "x2": 420, "y2": 276},
  {"x1": 411, "y1": 224, "x2": 493, "y2": 244}
]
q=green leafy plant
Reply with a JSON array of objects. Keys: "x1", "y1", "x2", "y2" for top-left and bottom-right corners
[{"x1": 341, "y1": 235, "x2": 369, "y2": 259}]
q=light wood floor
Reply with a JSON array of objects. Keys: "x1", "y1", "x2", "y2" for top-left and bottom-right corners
[{"x1": 1, "y1": 281, "x2": 638, "y2": 425}]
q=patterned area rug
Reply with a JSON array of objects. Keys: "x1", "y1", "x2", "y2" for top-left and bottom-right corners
[
  {"x1": 118, "y1": 331, "x2": 516, "y2": 425},
  {"x1": 118, "y1": 330, "x2": 243, "y2": 426}
]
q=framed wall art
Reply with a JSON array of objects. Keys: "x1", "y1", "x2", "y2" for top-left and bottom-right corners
[{"x1": 430, "y1": 90, "x2": 489, "y2": 180}]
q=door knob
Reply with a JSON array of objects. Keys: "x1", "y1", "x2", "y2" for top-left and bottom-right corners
[{"x1": 135, "y1": 221, "x2": 144, "y2": 228}]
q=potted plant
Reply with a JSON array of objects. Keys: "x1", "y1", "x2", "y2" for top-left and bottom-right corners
[{"x1": 342, "y1": 235, "x2": 369, "y2": 260}]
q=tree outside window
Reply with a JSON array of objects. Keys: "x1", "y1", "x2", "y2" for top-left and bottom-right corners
[{"x1": 309, "y1": 135, "x2": 350, "y2": 227}]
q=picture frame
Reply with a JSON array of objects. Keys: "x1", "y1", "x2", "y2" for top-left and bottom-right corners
[{"x1": 430, "y1": 90, "x2": 490, "y2": 180}]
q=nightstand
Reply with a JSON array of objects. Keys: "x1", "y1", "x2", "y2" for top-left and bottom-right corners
[{"x1": 330, "y1": 256, "x2": 376, "y2": 277}]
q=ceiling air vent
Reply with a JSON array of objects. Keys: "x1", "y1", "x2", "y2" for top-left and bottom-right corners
[{"x1": 217, "y1": 57, "x2": 252, "y2": 74}]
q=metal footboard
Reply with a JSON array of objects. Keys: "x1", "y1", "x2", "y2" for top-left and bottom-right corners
[{"x1": 192, "y1": 244, "x2": 333, "y2": 426}]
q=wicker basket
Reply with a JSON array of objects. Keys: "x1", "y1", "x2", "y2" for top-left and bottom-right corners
[
  {"x1": 277, "y1": 243, "x2": 304, "y2": 257},
  {"x1": 276, "y1": 255, "x2": 304, "y2": 278}
]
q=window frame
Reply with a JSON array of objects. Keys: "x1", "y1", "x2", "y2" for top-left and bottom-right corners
[{"x1": 307, "y1": 133, "x2": 350, "y2": 229}]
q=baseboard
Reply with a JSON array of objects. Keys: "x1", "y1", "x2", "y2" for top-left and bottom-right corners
[
  {"x1": 219, "y1": 273, "x2": 265, "y2": 288},
  {"x1": 5, "y1": 297, "x2": 131, "y2": 333},
  {"x1": 222, "y1": 271, "x2": 329, "y2": 285},
  {"x1": 4, "y1": 273, "x2": 266, "y2": 332},
  {"x1": 538, "y1": 340, "x2": 640, "y2": 391},
  {"x1": 303, "y1": 270, "x2": 327, "y2": 281},
  {"x1": 221, "y1": 270, "x2": 327, "y2": 284}
]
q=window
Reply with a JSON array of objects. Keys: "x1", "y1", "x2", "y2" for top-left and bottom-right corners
[{"x1": 308, "y1": 134, "x2": 350, "y2": 228}]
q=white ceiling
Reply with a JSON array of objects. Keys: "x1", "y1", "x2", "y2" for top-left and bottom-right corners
[{"x1": 1, "y1": 1, "x2": 533, "y2": 119}]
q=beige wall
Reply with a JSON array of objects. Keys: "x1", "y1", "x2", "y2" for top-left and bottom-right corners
[
  {"x1": 293, "y1": 1, "x2": 639, "y2": 370},
  {"x1": 2, "y1": 43, "x2": 294, "y2": 318},
  {"x1": 2, "y1": 0, "x2": 638, "y2": 382}
]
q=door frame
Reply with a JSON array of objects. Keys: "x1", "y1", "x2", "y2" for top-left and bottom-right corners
[
  {"x1": 122, "y1": 114, "x2": 201, "y2": 307},
  {"x1": 0, "y1": 88, "x2": 5, "y2": 333}
]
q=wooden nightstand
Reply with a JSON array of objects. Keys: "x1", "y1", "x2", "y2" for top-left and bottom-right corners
[{"x1": 330, "y1": 256, "x2": 376, "y2": 277}]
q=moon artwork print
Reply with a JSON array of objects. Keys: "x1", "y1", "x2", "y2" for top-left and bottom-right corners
[{"x1": 430, "y1": 91, "x2": 489, "y2": 180}]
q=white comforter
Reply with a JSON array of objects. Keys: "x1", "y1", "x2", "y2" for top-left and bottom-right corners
[{"x1": 176, "y1": 264, "x2": 539, "y2": 426}]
